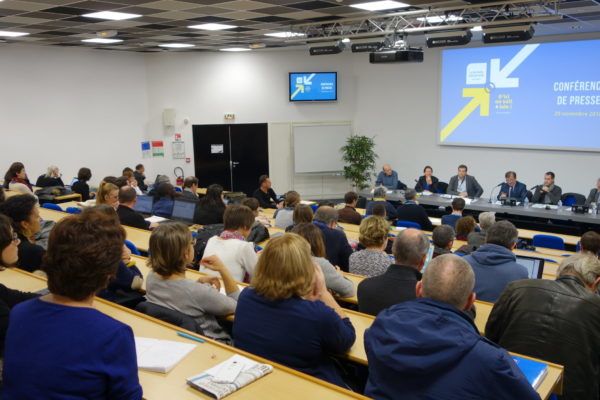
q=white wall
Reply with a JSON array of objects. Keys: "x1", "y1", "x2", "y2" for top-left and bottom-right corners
[{"x1": 0, "y1": 45, "x2": 148, "y2": 187}]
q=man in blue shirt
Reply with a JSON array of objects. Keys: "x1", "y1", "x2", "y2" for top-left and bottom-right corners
[
  {"x1": 365, "y1": 254, "x2": 539, "y2": 400},
  {"x1": 498, "y1": 171, "x2": 527, "y2": 202},
  {"x1": 375, "y1": 164, "x2": 406, "y2": 190}
]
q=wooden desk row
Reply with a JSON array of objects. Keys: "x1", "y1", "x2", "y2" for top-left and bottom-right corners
[{"x1": 0, "y1": 267, "x2": 367, "y2": 400}]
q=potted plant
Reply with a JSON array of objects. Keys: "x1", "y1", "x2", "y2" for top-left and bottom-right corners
[{"x1": 340, "y1": 135, "x2": 377, "y2": 190}]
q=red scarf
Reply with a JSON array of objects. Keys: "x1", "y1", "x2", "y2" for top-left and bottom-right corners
[{"x1": 11, "y1": 177, "x2": 32, "y2": 190}]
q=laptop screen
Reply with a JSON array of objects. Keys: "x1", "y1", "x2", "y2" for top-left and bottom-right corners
[
  {"x1": 515, "y1": 255, "x2": 545, "y2": 279},
  {"x1": 171, "y1": 199, "x2": 196, "y2": 222},
  {"x1": 134, "y1": 196, "x2": 153, "y2": 214}
]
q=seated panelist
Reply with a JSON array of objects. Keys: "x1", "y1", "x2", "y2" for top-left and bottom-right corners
[{"x1": 498, "y1": 171, "x2": 527, "y2": 202}]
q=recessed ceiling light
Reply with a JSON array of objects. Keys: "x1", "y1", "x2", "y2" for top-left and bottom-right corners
[
  {"x1": 158, "y1": 43, "x2": 195, "y2": 48},
  {"x1": 81, "y1": 38, "x2": 123, "y2": 44},
  {"x1": 470, "y1": 26, "x2": 482, "y2": 31},
  {"x1": 351, "y1": 1, "x2": 409, "y2": 11},
  {"x1": 342, "y1": 38, "x2": 351, "y2": 43},
  {"x1": 219, "y1": 47, "x2": 251, "y2": 52},
  {"x1": 417, "y1": 15, "x2": 463, "y2": 23},
  {"x1": 0, "y1": 31, "x2": 29, "y2": 37},
  {"x1": 83, "y1": 11, "x2": 141, "y2": 21},
  {"x1": 264, "y1": 32, "x2": 305, "y2": 38},
  {"x1": 189, "y1": 23, "x2": 236, "y2": 31}
]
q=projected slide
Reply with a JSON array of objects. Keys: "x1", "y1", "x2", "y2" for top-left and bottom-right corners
[
  {"x1": 439, "y1": 39, "x2": 600, "y2": 150},
  {"x1": 289, "y1": 72, "x2": 337, "y2": 101}
]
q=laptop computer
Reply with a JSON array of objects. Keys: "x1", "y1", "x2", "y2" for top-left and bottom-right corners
[
  {"x1": 170, "y1": 198, "x2": 197, "y2": 225},
  {"x1": 515, "y1": 255, "x2": 545, "y2": 279},
  {"x1": 134, "y1": 195, "x2": 153, "y2": 215}
]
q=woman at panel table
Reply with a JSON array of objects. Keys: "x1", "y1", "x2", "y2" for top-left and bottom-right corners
[
  {"x1": 3, "y1": 162, "x2": 33, "y2": 195},
  {"x1": 414, "y1": 165, "x2": 439, "y2": 193},
  {"x1": 145, "y1": 222, "x2": 238, "y2": 344},
  {"x1": 0, "y1": 194, "x2": 45, "y2": 273},
  {"x1": 233, "y1": 233, "x2": 356, "y2": 388},
  {"x1": 3, "y1": 210, "x2": 143, "y2": 399}
]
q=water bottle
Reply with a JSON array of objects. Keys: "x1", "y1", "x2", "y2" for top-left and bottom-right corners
[
  {"x1": 557, "y1": 199, "x2": 562, "y2": 208},
  {"x1": 523, "y1": 197, "x2": 529, "y2": 207},
  {"x1": 593, "y1": 204, "x2": 598, "y2": 215}
]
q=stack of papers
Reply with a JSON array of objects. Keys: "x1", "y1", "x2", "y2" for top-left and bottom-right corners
[
  {"x1": 135, "y1": 337, "x2": 196, "y2": 373},
  {"x1": 145, "y1": 215, "x2": 168, "y2": 223}
]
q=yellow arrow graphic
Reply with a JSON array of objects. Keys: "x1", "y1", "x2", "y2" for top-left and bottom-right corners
[
  {"x1": 440, "y1": 88, "x2": 490, "y2": 142},
  {"x1": 290, "y1": 84, "x2": 304, "y2": 100}
]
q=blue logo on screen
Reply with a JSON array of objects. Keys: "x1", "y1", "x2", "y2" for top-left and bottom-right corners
[{"x1": 290, "y1": 72, "x2": 337, "y2": 101}]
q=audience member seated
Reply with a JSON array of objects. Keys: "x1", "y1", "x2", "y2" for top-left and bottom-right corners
[
  {"x1": 180, "y1": 176, "x2": 199, "y2": 201},
  {"x1": 151, "y1": 182, "x2": 176, "y2": 218},
  {"x1": 447, "y1": 164, "x2": 484, "y2": 198},
  {"x1": 463, "y1": 221, "x2": 528, "y2": 302},
  {"x1": 233, "y1": 234, "x2": 356, "y2": 388},
  {"x1": 498, "y1": 170, "x2": 527, "y2": 202},
  {"x1": 193, "y1": 184, "x2": 226, "y2": 225},
  {"x1": 3, "y1": 162, "x2": 33, "y2": 194},
  {"x1": 312, "y1": 206, "x2": 353, "y2": 272},
  {"x1": 365, "y1": 254, "x2": 539, "y2": 400},
  {"x1": 366, "y1": 187, "x2": 397, "y2": 220},
  {"x1": 201, "y1": 205, "x2": 258, "y2": 282},
  {"x1": 349, "y1": 216, "x2": 391, "y2": 277},
  {"x1": 147, "y1": 175, "x2": 170, "y2": 197},
  {"x1": 0, "y1": 214, "x2": 39, "y2": 357},
  {"x1": 337, "y1": 191, "x2": 362, "y2": 225},
  {"x1": 371, "y1": 203, "x2": 387, "y2": 218},
  {"x1": 285, "y1": 204, "x2": 313, "y2": 232},
  {"x1": 96, "y1": 180, "x2": 119, "y2": 210},
  {"x1": 35, "y1": 165, "x2": 64, "y2": 188},
  {"x1": 274, "y1": 190, "x2": 300, "y2": 229},
  {"x1": 467, "y1": 211, "x2": 495, "y2": 250},
  {"x1": 486, "y1": 253, "x2": 600, "y2": 400},
  {"x1": 116, "y1": 186, "x2": 157, "y2": 230},
  {"x1": 357, "y1": 228, "x2": 429, "y2": 316},
  {"x1": 580, "y1": 231, "x2": 600, "y2": 257},
  {"x1": 0, "y1": 194, "x2": 45, "y2": 273},
  {"x1": 114, "y1": 176, "x2": 129, "y2": 188},
  {"x1": 441, "y1": 197, "x2": 465, "y2": 228},
  {"x1": 291, "y1": 223, "x2": 354, "y2": 298},
  {"x1": 122, "y1": 169, "x2": 142, "y2": 195},
  {"x1": 3, "y1": 210, "x2": 143, "y2": 399},
  {"x1": 585, "y1": 177, "x2": 600, "y2": 206},
  {"x1": 134, "y1": 164, "x2": 148, "y2": 192},
  {"x1": 71, "y1": 167, "x2": 95, "y2": 201},
  {"x1": 375, "y1": 164, "x2": 406, "y2": 190},
  {"x1": 455, "y1": 215, "x2": 476, "y2": 241},
  {"x1": 146, "y1": 223, "x2": 238, "y2": 344},
  {"x1": 531, "y1": 171, "x2": 562, "y2": 205},
  {"x1": 414, "y1": 165, "x2": 439, "y2": 193},
  {"x1": 395, "y1": 188, "x2": 434, "y2": 230},
  {"x1": 252, "y1": 174, "x2": 282, "y2": 209},
  {"x1": 432, "y1": 224, "x2": 455, "y2": 258},
  {"x1": 241, "y1": 197, "x2": 270, "y2": 244}
]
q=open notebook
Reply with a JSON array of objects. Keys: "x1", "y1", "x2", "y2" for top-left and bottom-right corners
[{"x1": 135, "y1": 337, "x2": 196, "y2": 373}]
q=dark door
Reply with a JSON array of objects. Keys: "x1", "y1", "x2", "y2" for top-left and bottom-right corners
[
  {"x1": 192, "y1": 123, "x2": 269, "y2": 196},
  {"x1": 230, "y1": 123, "x2": 268, "y2": 197}
]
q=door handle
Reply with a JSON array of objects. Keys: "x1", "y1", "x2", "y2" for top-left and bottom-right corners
[{"x1": 232, "y1": 161, "x2": 240, "y2": 167}]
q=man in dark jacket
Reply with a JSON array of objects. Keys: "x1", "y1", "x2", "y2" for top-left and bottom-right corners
[
  {"x1": 463, "y1": 220, "x2": 528, "y2": 302},
  {"x1": 395, "y1": 189, "x2": 434, "y2": 230},
  {"x1": 365, "y1": 254, "x2": 539, "y2": 400},
  {"x1": 486, "y1": 253, "x2": 600, "y2": 400},
  {"x1": 252, "y1": 175, "x2": 282, "y2": 209},
  {"x1": 366, "y1": 187, "x2": 397, "y2": 220},
  {"x1": 116, "y1": 187, "x2": 157, "y2": 230},
  {"x1": 357, "y1": 228, "x2": 429, "y2": 316},
  {"x1": 313, "y1": 206, "x2": 353, "y2": 272},
  {"x1": 447, "y1": 164, "x2": 484, "y2": 198},
  {"x1": 133, "y1": 164, "x2": 148, "y2": 192},
  {"x1": 337, "y1": 192, "x2": 362, "y2": 225},
  {"x1": 531, "y1": 171, "x2": 562, "y2": 205}
]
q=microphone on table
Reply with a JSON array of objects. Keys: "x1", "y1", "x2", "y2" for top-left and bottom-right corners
[{"x1": 489, "y1": 182, "x2": 504, "y2": 204}]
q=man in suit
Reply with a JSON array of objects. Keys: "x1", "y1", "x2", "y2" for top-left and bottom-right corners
[
  {"x1": 312, "y1": 206, "x2": 353, "y2": 272},
  {"x1": 357, "y1": 228, "x2": 429, "y2": 316},
  {"x1": 116, "y1": 186, "x2": 158, "y2": 230},
  {"x1": 447, "y1": 164, "x2": 483, "y2": 198},
  {"x1": 585, "y1": 178, "x2": 600, "y2": 206},
  {"x1": 395, "y1": 189, "x2": 434, "y2": 230},
  {"x1": 531, "y1": 171, "x2": 562, "y2": 205},
  {"x1": 498, "y1": 171, "x2": 527, "y2": 202},
  {"x1": 375, "y1": 164, "x2": 407, "y2": 190},
  {"x1": 180, "y1": 176, "x2": 199, "y2": 201}
]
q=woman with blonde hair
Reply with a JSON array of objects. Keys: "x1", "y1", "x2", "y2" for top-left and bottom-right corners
[
  {"x1": 96, "y1": 181, "x2": 119, "y2": 210},
  {"x1": 146, "y1": 222, "x2": 239, "y2": 343},
  {"x1": 233, "y1": 233, "x2": 356, "y2": 388},
  {"x1": 349, "y1": 216, "x2": 391, "y2": 277},
  {"x1": 35, "y1": 165, "x2": 64, "y2": 188}
]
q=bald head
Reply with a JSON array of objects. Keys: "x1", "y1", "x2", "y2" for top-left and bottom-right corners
[
  {"x1": 118, "y1": 185, "x2": 137, "y2": 205},
  {"x1": 393, "y1": 228, "x2": 430, "y2": 268},
  {"x1": 420, "y1": 254, "x2": 475, "y2": 310},
  {"x1": 382, "y1": 164, "x2": 392, "y2": 175},
  {"x1": 313, "y1": 206, "x2": 338, "y2": 226}
]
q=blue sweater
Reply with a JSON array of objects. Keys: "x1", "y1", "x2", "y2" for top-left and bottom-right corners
[
  {"x1": 3, "y1": 298, "x2": 142, "y2": 400},
  {"x1": 152, "y1": 197, "x2": 174, "y2": 218},
  {"x1": 375, "y1": 170, "x2": 399, "y2": 190},
  {"x1": 463, "y1": 244, "x2": 529, "y2": 302},
  {"x1": 366, "y1": 200, "x2": 398, "y2": 220},
  {"x1": 233, "y1": 288, "x2": 356, "y2": 388},
  {"x1": 441, "y1": 213, "x2": 462, "y2": 228},
  {"x1": 313, "y1": 221, "x2": 353, "y2": 272},
  {"x1": 365, "y1": 298, "x2": 540, "y2": 400}
]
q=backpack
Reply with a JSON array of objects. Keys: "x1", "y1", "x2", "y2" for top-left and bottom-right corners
[
  {"x1": 191, "y1": 223, "x2": 224, "y2": 270},
  {"x1": 34, "y1": 186, "x2": 72, "y2": 203}
]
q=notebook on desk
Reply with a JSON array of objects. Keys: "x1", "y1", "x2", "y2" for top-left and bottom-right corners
[
  {"x1": 512, "y1": 355, "x2": 548, "y2": 389},
  {"x1": 170, "y1": 199, "x2": 197, "y2": 225},
  {"x1": 515, "y1": 255, "x2": 545, "y2": 279}
]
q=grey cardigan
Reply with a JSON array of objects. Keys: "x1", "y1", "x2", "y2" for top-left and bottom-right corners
[{"x1": 313, "y1": 257, "x2": 355, "y2": 298}]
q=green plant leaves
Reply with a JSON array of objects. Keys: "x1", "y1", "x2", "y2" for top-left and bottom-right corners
[{"x1": 340, "y1": 135, "x2": 377, "y2": 190}]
